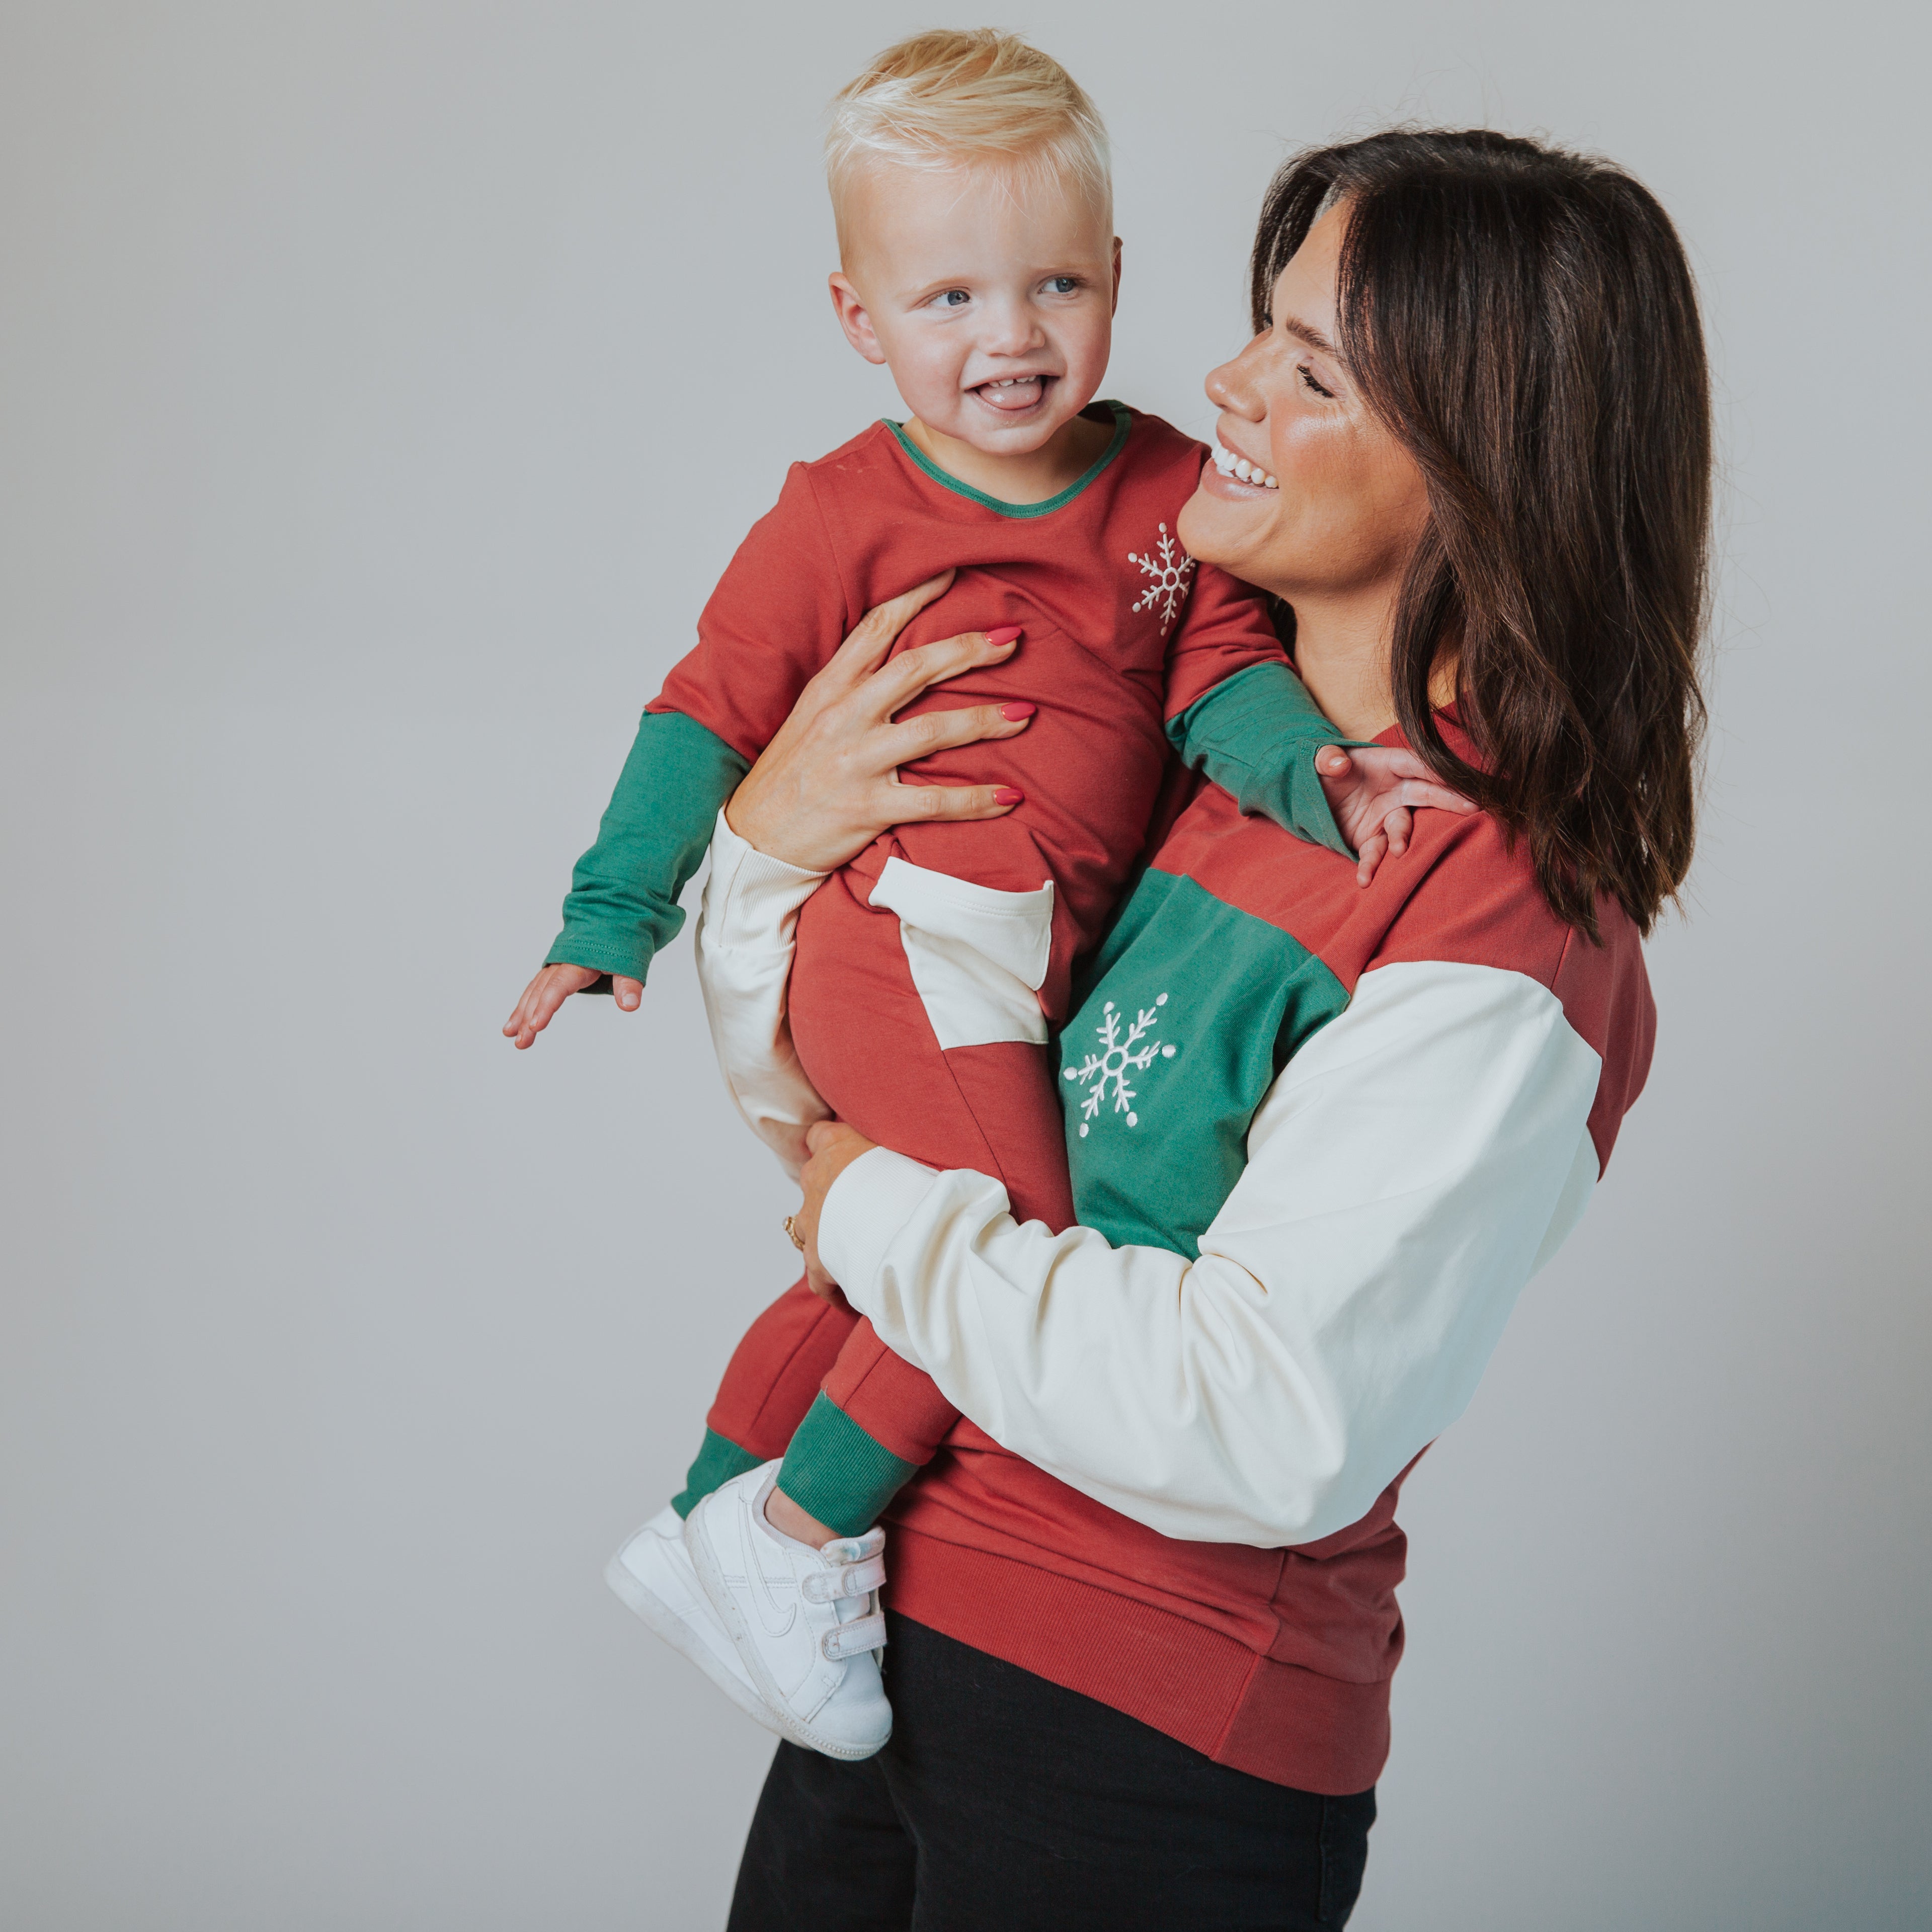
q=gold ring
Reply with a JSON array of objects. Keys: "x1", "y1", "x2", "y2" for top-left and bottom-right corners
[{"x1": 783, "y1": 1214, "x2": 806, "y2": 1252}]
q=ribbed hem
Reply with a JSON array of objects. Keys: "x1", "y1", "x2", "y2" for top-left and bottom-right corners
[
  {"x1": 776, "y1": 1393, "x2": 916, "y2": 1538},
  {"x1": 882, "y1": 1524, "x2": 1393, "y2": 1797},
  {"x1": 670, "y1": 1426, "x2": 764, "y2": 1518}
]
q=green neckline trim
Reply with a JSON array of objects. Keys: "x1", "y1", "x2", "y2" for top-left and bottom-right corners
[{"x1": 885, "y1": 399, "x2": 1131, "y2": 519}]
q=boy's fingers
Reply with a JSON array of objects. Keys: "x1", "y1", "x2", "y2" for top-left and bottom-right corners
[
  {"x1": 613, "y1": 977, "x2": 642, "y2": 1010},
  {"x1": 1384, "y1": 806, "x2": 1412, "y2": 855},
  {"x1": 1315, "y1": 745, "x2": 1353, "y2": 777},
  {"x1": 1355, "y1": 829, "x2": 1388, "y2": 887},
  {"x1": 1393, "y1": 780, "x2": 1477, "y2": 813}
]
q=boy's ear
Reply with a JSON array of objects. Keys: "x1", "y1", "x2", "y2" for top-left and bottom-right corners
[
  {"x1": 1110, "y1": 237, "x2": 1123, "y2": 317},
  {"x1": 829, "y1": 272, "x2": 888, "y2": 366}
]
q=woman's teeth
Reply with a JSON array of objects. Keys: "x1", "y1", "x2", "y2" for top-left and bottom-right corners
[{"x1": 1212, "y1": 441, "x2": 1278, "y2": 489}]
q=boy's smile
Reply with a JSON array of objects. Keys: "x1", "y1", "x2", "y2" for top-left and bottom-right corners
[{"x1": 829, "y1": 160, "x2": 1121, "y2": 503}]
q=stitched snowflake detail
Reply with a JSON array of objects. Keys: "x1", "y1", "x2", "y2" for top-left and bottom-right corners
[
  {"x1": 1063, "y1": 993, "x2": 1178, "y2": 1137},
  {"x1": 1126, "y1": 524, "x2": 1196, "y2": 636}
]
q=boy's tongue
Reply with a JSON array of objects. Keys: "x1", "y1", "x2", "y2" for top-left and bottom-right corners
[{"x1": 975, "y1": 375, "x2": 1046, "y2": 412}]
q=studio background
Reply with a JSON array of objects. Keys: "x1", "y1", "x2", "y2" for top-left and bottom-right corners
[{"x1": 3, "y1": 3, "x2": 1925, "y2": 1927}]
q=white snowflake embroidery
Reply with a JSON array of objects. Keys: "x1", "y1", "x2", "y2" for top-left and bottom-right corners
[
  {"x1": 1063, "y1": 993, "x2": 1179, "y2": 1137},
  {"x1": 1126, "y1": 523, "x2": 1195, "y2": 636}
]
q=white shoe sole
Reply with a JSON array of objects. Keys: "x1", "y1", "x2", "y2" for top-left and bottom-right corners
[
  {"x1": 604, "y1": 1519, "x2": 784, "y2": 1738},
  {"x1": 683, "y1": 1489, "x2": 890, "y2": 1763}
]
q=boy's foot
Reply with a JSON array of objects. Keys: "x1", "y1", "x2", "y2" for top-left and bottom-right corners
[
  {"x1": 605, "y1": 1504, "x2": 783, "y2": 1736},
  {"x1": 683, "y1": 1461, "x2": 892, "y2": 1762}
]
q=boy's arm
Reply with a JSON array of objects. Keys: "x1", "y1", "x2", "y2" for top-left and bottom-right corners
[
  {"x1": 544, "y1": 710, "x2": 751, "y2": 985},
  {"x1": 507, "y1": 462, "x2": 853, "y2": 1046},
  {"x1": 1162, "y1": 562, "x2": 1473, "y2": 871},
  {"x1": 1168, "y1": 658, "x2": 1361, "y2": 859}
]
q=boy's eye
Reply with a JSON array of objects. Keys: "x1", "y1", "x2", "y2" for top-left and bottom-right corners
[
  {"x1": 929, "y1": 288, "x2": 972, "y2": 309},
  {"x1": 1044, "y1": 275, "x2": 1081, "y2": 295}
]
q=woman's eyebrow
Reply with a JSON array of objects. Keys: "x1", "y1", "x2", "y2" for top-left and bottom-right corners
[{"x1": 1281, "y1": 313, "x2": 1339, "y2": 357}]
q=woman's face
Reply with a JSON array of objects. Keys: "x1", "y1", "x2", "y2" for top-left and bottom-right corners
[{"x1": 1176, "y1": 203, "x2": 1430, "y2": 608}]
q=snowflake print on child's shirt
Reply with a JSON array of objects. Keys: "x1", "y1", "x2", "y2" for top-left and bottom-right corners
[
  {"x1": 1063, "y1": 994, "x2": 1178, "y2": 1137},
  {"x1": 1126, "y1": 524, "x2": 1195, "y2": 636}
]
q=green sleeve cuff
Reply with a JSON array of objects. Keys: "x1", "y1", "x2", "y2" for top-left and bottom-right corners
[
  {"x1": 1167, "y1": 660, "x2": 1367, "y2": 860},
  {"x1": 775, "y1": 1393, "x2": 918, "y2": 1538},
  {"x1": 546, "y1": 709, "x2": 751, "y2": 987}
]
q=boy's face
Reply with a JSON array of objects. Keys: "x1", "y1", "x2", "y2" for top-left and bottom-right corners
[{"x1": 830, "y1": 161, "x2": 1120, "y2": 456}]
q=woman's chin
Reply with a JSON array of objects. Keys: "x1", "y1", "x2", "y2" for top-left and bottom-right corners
[{"x1": 1176, "y1": 477, "x2": 1267, "y2": 574}]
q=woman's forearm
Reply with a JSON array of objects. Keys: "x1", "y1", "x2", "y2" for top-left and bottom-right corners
[
  {"x1": 693, "y1": 810, "x2": 831, "y2": 1179},
  {"x1": 819, "y1": 959, "x2": 1603, "y2": 1548}
]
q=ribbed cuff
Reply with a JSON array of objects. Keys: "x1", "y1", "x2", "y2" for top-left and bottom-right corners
[
  {"x1": 704, "y1": 809, "x2": 825, "y2": 948},
  {"x1": 818, "y1": 1147, "x2": 941, "y2": 1322},
  {"x1": 776, "y1": 1393, "x2": 917, "y2": 1537},
  {"x1": 670, "y1": 1426, "x2": 765, "y2": 1517}
]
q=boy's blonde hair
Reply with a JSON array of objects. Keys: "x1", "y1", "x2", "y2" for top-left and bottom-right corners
[{"x1": 826, "y1": 30, "x2": 1111, "y2": 254}]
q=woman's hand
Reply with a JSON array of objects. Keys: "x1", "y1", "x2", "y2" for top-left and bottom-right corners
[
  {"x1": 1315, "y1": 745, "x2": 1477, "y2": 887},
  {"x1": 725, "y1": 569, "x2": 1037, "y2": 874},
  {"x1": 793, "y1": 1120, "x2": 880, "y2": 1298}
]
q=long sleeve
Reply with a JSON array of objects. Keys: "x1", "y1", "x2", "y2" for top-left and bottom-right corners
[
  {"x1": 691, "y1": 810, "x2": 830, "y2": 1179},
  {"x1": 544, "y1": 711, "x2": 750, "y2": 985},
  {"x1": 1167, "y1": 661, "x2": 1362, "y2": 860},
  {"x1": 817, "y1": 957, "x2": 1604, "y2": 1547},
  {"x1": 547, "y1": 461, "x2": 850, "y2": 985}
]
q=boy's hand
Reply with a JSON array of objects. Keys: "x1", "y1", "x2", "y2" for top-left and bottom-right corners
[
  {"x1": 502, "y1": 961, "x2": 643, "y2": 1050},
  {"x1": 1316, "y1": 745, "x2": 1477, "y2": 887}
]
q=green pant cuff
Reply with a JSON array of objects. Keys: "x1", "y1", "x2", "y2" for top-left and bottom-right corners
[
  {"x1": 671, "y1": 1427, "x2": 764, "y2": 1518},
  {"x1": 776, "y1": 1393, "x2": 917, "y2": 1539}
]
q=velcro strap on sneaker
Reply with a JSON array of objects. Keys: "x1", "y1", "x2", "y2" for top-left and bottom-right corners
[
  {"x1": 820, "y1": 1611, "x2": 887, "y2": 1662},
  {"x1": 801, "y1": 1554, "x2": 888, "y2": 1605}
]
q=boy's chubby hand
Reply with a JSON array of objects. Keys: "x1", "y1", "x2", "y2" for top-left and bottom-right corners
[
  {"x1": 502, "y1": 961, "x2": 641, "y2": 1050},
  {"x1": 1317, "y1": 745, "x2": 1476, "y2": 887},
  {"x1": 793, "y1": 1120, "x2": 879, "y2": 1299}
]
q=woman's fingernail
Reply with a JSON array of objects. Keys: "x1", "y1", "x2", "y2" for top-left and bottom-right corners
[
  {"x1": 985, "y1": 625, "x2": 1023, "y2": 646},
  {"x1": 993, "y1": 788, "x2": 1024, "y2": 806},
  {"x1": 999, "y1": 701, "x2": 1035, "y2": 720}
]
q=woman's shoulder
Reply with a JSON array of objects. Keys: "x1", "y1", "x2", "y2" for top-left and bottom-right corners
[{"x1": 1150, "y1": 762, "x2": 1655, "y2": 1150}]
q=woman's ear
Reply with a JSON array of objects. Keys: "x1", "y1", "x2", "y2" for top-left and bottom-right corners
[{"x1": 828, "y1": 273, "x2": 888, "y2": 365}]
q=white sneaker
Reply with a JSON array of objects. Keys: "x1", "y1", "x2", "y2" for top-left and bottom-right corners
[
  {"x1": 683, "y1": 1461, "x2": 892, "y2": 1761},
  {"x1": 605, "y1": 1504, "x2": 783, "y2": 1737}
]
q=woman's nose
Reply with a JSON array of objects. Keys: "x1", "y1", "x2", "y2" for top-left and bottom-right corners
[{"x1": 1205, "y1": 342, "x2": 1264, "y2": 417}]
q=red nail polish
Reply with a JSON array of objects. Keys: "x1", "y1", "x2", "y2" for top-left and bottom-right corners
[
  {"x1": 999, "y1": 701, "x2": 1035, "y2": 720},
  {"x1": 985, "y1": 625, "x2": 1023, "y2": 646},
  {"x1": 993, "y1": 788, "x2": 1024, "y2": 806}
]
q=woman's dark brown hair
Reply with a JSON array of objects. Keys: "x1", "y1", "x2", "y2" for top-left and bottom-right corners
[{"x1": 1252, "y1": 129, "x2": 1710, "y2": 936}]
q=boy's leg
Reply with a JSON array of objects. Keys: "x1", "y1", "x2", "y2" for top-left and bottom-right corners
[
  {"x1": 673, "y1": 859, "x2": 1076, "y2": 1531},
  {"x1": 774, "y1": 876, "x2": 1080, "y2": 1537},
  {"x1": 670, "y1": 1275, "x2": 857, "y2": 1516}
]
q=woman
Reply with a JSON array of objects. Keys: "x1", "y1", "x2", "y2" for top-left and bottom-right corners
[{"x1": 705, "y1": 129, "x2": 1708, "y2": 1928}]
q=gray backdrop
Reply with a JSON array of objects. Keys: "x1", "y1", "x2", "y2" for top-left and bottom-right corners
[{"x1": 3, "y1": 3, "x2": 1926, "y2": 1927}]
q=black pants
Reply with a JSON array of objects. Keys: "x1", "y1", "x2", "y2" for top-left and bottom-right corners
[{"x1": 728, "y1": 1614, "x2": 1375, "y2": 1932}]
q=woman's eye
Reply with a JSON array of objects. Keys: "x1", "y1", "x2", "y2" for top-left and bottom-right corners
[{"x1": 1297, "y1": 363, "x2": 1336, "y2": 399}]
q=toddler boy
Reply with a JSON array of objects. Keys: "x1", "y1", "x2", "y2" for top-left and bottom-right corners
[{"x1": 505, "y1": 30, "x2": 1423, "y2": 1759}]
